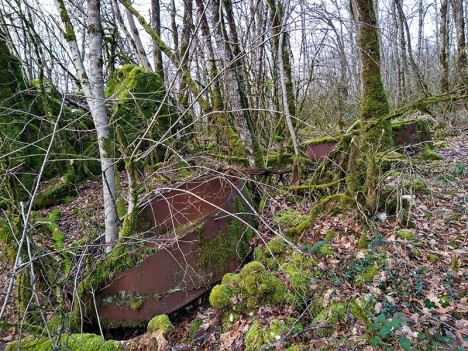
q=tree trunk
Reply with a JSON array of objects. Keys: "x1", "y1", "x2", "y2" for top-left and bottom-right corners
[
  {"x1": 278, "y1": 10, "x2": 300, "y2": 184},
  {"x1": 112, "y1": 0, "x2": 148, "y2": 70},
  {"x1": 151, "y1": 0, "x2": 164, "y2": 79},
  {"x1": 351, "y1": 0, "x2": 392, "y2": 214},
  {"x1": 194, "y1": 0, "x2": 226, "y2": 132},
  {"x1": 178, "y1": 0, "x2": 193, "y2": 106},
  {"x1": 125, "y1": 7, "x2": 152, "y2": 71},
  {"x1": 450, "y1": 0, "x2": 467, "y2": 92},
  {"x1": 439, "y1": 0, "x2": 449, "y2": 94},
  {"x1": 55, "y1": 0, "x2": 119, "y2": 252},
  {"x1": 394, "y1": 0, "x2": 429, "y2": 97},
  {"x1": 353, "y1": 0, "x2": 389, "y2": 120}
]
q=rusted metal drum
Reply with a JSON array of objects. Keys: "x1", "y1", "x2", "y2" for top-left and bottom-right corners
[
  {"x1": 391, "y1": 120, "x2": 431, "y2": 147},
  {"x1": 306, "y1": 141, "x2": 338, "y2": 162},
  {"x1": 96, "y1": 177, "x2": 254, "y2": 327}
]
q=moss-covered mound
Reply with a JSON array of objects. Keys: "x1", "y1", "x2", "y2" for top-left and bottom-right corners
[
  {"x1": 209, "y1": 262, "x2": 286, "y2": 312},
  {"x1": 147, "y1": 314, "x2": 173, "y2": 335},
  {"x1": 0, "y1": 34, "x2": 98, "y2": 206},
  {"x1": 105, "y1": 64, "x2": 187, "y2": 160},
  {"x1": 5, "y1": 333, "x2": 122, "y2": 351},
  {"x1": 282, "y1": 253, "x2": 318, "y2": 309}
]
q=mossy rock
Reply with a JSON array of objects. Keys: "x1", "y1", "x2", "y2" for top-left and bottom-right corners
[
  {"x1": 5, "y1": 333, "x2": 122, "y2": 351},
  {"x1": 244, "y1": 319, "x2": 302, "y2": 351},
  {"x1": 147, "y1": 314, "x2": 173, "y2": 335},
  {"x1": 1, "y1": 36, "x2": 90, "y2": 201},
  {"x1": 209, "y1": 262, "x2": 286, "y2": 312},
  {"x1": 106, "y1": 64, "x2": 187, "y2": 160}
]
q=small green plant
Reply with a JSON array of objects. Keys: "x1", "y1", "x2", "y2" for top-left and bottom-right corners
[
  {"x1": 453, "y1": 162, "x2": 467, "y2": 176},
  {"x1": 370, "y1": 313, "x2": 410, "y2": 350},
  {"x1": 301, "y1": 241, "x2": 335, "y2": 256}
]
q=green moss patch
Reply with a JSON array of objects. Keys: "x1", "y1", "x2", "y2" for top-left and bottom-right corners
[
  {"x1": 272, "y1": 208, "x2": 309, "y2": 229},
  {"x1": 209, "y1": 262, "x2": 286, "y2": 312},
  {"x1": 397, "y1": 231, "x2": 418, "y2": 241},
  {"x1": 283, "y1": 253, "x2": 317, "y2": 309},
  {"x1": 5, "y1": 334, "x2": 122, "y2": 351},
  {"x1": 106, "y1": 64, "x2": 185, "y2": 161},
  {"x1": 244, "y1": 319, "x2": 302, "y2": 351},
  {"x1": 354, "y1": 265, "x2": 380, "y2": 287},
  {"x1": 303, "y1": 136, "x2": 339, "y2": 146},
  {"x1": 418, "y1": 149, "x2": 443, "y2": 160},
  {"x1": 147, "y1": 314, "x2": 173, "y2": 335}
]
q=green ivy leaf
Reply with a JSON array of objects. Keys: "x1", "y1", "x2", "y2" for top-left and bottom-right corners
[
  {"x1": 380, "y1": 325, "x2": 391, "y2": 337},
  {"x1": 399, "y1": 337, "x2": 411, "y2": 351},
  {"x1": 377, "y1": 313, "x2": 387, "y2": 323},
  {"x1": 371, "y1": 336, "x2": 382, "y2": 347}
]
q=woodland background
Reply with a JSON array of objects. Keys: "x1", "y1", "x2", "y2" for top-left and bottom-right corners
[{"x1": 0, "y1": 0, "x2": 467, "y2": 349}]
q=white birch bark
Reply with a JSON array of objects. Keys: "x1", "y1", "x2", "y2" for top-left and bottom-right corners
[
  {"x1": 112, "y1": 0, "x2": 151, "y2": 71},
  {"x1": 55, "y1": 0, "x2": 119, "y2": 252},
  {"x1": 125, "y1": 7, "x2": 153, "y2": 71}
]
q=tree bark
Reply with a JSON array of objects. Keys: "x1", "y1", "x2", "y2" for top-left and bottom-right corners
[
  {"x1": 353, "y1": 0, "x2": 389, "y2": 120},
  {"x1": 55, "y1": 0, "x2": 119, "y2": 252},
  {"x1": 394, "y1": 0, "x2": 429, "y2": 97},
  {"x1": 450, "y1": 0, "x2": 467, "y2": 92},
  {"x1": 439, "y1": 0, "x2": 449, "y2": 94},
  {"x1": 125, "y1": 7, "x2": 152, "y2": 71},
  {"x1": 151, "y1": 0, "x2": 164, "y2": 79}
]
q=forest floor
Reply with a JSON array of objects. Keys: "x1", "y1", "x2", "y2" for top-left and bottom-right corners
[
  {"x1": 131, "y1": 132, "x2": 468, "y2": 350},
  {"x1": 0, "y1": 132, "x2": 467, "y2": 350}
]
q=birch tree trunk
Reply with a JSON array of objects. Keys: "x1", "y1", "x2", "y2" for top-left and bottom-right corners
[
  {"x1": 55, "y1": 0, "x2": 119, "y2": 252},
  {"x1": 125, "y1": 8, "x2": 152, "y2": 71}
]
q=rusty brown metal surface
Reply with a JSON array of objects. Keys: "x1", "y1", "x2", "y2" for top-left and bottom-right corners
[
  {"x1": 392, "y1": 122, "x2": 430, "y2": 147},
  {"x1": 306, "y1": 141, "x2": 338, "y2": 162},
  {"x1": 96, "y1": 177, "x2": 254, "y2": 327}
]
